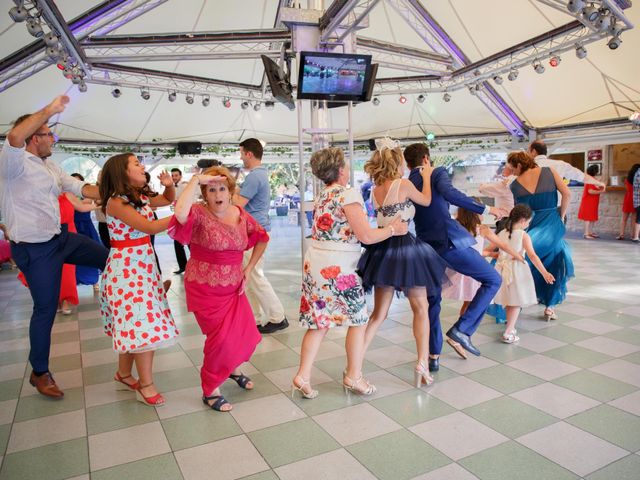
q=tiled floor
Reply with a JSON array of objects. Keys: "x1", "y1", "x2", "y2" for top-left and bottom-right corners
[{"x1": 1, "y1": 219, "x2": 640, "y2": 480}]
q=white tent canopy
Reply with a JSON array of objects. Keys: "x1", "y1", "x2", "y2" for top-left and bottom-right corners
[{"x1": 0, "y1": 0, "x2": 638, "y2": 146}]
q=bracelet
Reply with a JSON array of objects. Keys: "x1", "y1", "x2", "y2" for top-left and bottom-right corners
[{"x1": 389, "y1": 225, "x2": 395, "y2": 236}]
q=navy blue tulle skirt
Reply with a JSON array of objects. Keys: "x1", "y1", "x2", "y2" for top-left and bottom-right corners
[
  {"x1": 75, "y1": 211, "x2": 101, "y2": 285},
  {"x1": 357, "y1": 232, "x2": 447, "y2": 293}
]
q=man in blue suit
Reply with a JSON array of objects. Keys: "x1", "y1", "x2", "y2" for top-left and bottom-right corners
[{"x1": 404, "y1": 143, "x2": 506, "y2": 370}]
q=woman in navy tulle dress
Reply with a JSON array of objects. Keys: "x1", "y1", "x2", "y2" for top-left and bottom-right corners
[
  {"x1": 358, "y1": 139, "x2": 447, "y2": 387},
  {"x1": 507, "y1": 151, "x2": 574, "y2": 321},
  {"x1": 71, "y1": 173, "x2": 102, "y2": 288}
]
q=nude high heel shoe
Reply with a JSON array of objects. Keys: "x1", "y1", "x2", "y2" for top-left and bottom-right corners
[
  {"x1": 414, "y1": 361, "x2": 434, "y2": 388},
  {"x1": 291, "y1": 376, "x2": 318, "y2": 399}
]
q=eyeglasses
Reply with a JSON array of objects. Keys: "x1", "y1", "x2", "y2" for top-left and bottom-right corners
[{"x1": 33, "y1": 132, "x2": 59, "y2": 142}]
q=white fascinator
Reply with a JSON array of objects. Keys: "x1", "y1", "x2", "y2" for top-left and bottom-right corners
[{"x1": 375, "y1": 137, "x2": 400, "y2": 151}]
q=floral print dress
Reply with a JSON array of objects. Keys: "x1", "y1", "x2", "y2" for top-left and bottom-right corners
[{"x1": 300, "y1": 184, "x2": 368, "y2": 329}]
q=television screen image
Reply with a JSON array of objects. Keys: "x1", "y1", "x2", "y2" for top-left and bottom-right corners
[{"x1": 297, "y1": 52, "x2": 373, "y2": 102}]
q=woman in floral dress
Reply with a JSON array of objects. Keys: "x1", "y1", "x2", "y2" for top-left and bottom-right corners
[
  {"x1": 293, "y1": 147, "x2": 407, "y2": 399},
  {"x1": 170, "y1": 166, "x2": 268, "y2": 412},
  {"x1": 99, "y1": 153, "x2": 178, "y2": 407}
]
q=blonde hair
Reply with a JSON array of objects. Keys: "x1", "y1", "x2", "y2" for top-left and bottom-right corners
[
  {"x1": 200, "y1": 166, "x2": 237, "y2": 198},
  {"x1": 364, "y1": 147, "x2": 404, "y2": 186},
  {"x1": 310, "y1": 147, "x2": 345, "y2": 185}
]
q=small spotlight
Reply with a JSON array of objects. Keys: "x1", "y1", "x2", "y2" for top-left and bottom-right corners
[
  {"x1": 582, "y1": 3, "x2": 600, "y2": 22},
  {"x1": 493, "y1": 75, "x2": 503, "y2": 85},
  {"x1": 372, "y1": 97, "x2": 380, "y2": 106},
  {"x1": 202, "y1": 96, "x2": 210, "y2": 107},
  {"x1": 417, "y1": 94, "x2": 426, "y2": 103},
  {"x1": 507, "y1": 68, "x2": 519, "y2": 81},
  {"x1": 78, "y1": 81, "x2": 87, "y2": 93},
  {"x1": 241, "y1": 101, "x2": 249, "y2": 110},
  {"x1": 26, "y1": 18, "x2": 44, "y2": 38},
  {"x1": 629, "y1": 112, "x2": 640, "y2": 126},
  {"x1": 8, "y1": 5, "x2": 28, "y2": 23},
  {"x1": 608, "y1": 35, "x2": 622, "y2": 50},
  {"x1": 43, "y1": 32, "x2": 58, "y2": 48},
  {"x1": 70, "y1": 74, "x2": 82, "y2": 85},
  {"x1": 253, "y1": 103, "x2": 261, "y2": 111},
  {"x1": 443, "y1": 93, "x2": 451, "y2": 102},
  {"x1": 596, "y1": 12, "x2": 611, "y2": 32},
  {"x1": 140, "y1": 88, "x2": 150, "y2": 100},
  {"x1": 185, "y1": 93, "x2": 194, "y2": 104},
  {"x1": 265, "y1": 101, "x2": 275, "y2": 110},
  {"x1": 468, "y1": 85, "x2": 478, "y2": 96},
  {"x1": 426, "y1": 132, "x2": 436, "y2": 141},
  {"x1": 533, "y1": 60, "x2": 545, "y2": 74},
  {"x1": 222, "y1": 97, "x2": 231, "y2": 108},
  {"x1": 399, "y1": 95, "x2": 407, "y2": 104},
  {"x1": 45, "y1": 46, "x2": 59, "y2": 59},
  {"x1": 609, "y1": 22, "x2": 624, "y2": 37},
  {"x1": 168, "y1": 91, "x2": 176, "y2": 102},
  {"x1": 111, "y1": 88, "x2": 122, "y2": 98},
  {"x1": 575, "y1": 45, "x2": 587, "y2": 59},
  {"x1": 549, "y1": 55, "x2": 561, "y2": 67},
  {"x1": 566, "y1": 0, "x2": 584, "y2": 14}
]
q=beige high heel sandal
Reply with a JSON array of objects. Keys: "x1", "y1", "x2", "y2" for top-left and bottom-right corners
[
  {"x1": 342, "y1": 373, "x2": 376, "y2": 396},
  {"x1": 414, "y1": 361, "x2": 434, "y2": 388},
  {"x1": 291, "y1": 376, "x2": 318, "y2": 399}
]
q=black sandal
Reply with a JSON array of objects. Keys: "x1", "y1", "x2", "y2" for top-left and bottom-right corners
[
  {"x1": 229, "y1": 373, "x2": 253, "y2": 390},
  {"x1": 202, "y1": 394, "x2": 232, "y2": 412}
]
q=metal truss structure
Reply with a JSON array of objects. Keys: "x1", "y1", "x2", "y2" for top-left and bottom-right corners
[
  {"x1": 0, "y1": 0, "x2": 168, "y2": 92},
  {"x1": 319, "y1": 0, "x2": 382, "y2": 43},
  {"x1": 357, "y1": 37, "x2": 452, "y2": 75}
]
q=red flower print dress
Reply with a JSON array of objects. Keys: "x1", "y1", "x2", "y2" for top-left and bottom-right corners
[
  {"x1": 100, "y1": 195, "x2": 178, "y2": 352},
  {"x1": 300, "y1": 184, "x2": 368, "y2": 329}
]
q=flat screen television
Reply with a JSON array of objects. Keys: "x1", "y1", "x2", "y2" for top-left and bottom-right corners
[
  {"x1": 261, "y1": 55, "x2": 295, "y2": 111},
  {"x1": 297, "y1": 51, "x2": 376, "y2": 102}
]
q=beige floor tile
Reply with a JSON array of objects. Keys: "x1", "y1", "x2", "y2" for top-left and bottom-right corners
[
  {"x1": 516, "y1": 332, "x2": 567, "y2": 353},
  {"x1": 313, "y1": 340, "x2": 349, "y2": 361},
  {"x1": 177, "y1": 334, "x2": 205, "y2": 351},
  {"x1": 78, "y1": 326, "x2": 104, "y2": 341},
  {"x1": 410, "y1": 411, "x2": 508, "y2": 461},
  {"x1": 376, "y1": 325, "x2": 415, "y2": 344},
  {"x1": 253, "y1": 335, "x2": 288, "y2": 355},
  {"x1": 510, "y1": 382, "x2": 600, "y2": 418},
  {"x1": 156, "y1": 386, "x2": 207, "y2": 420},
  {"x1": 84, "y1": 380, "x2": 136, "y2": 408},
  {"x1": 52, "y1": 321, "x2": 79, "y2": 334},
  {"x1": 360, "y1": 369, "x2": 413, "y2": 399},
  {"x1": 411, "y1": 462, "x2": 479, "y2": 479},
  {"x1": 82, "y1": 348, "x2": 117, "y2": 368},
  {"x1": 365, "y1": 345, "x2": 416, "y2": 369},
  {"x1": 429, "y1": 377, "x2": 502, "y2": 410},
  {"x1": 0, "y1": 338, "x2": 30, "y2": 353},
  {"x1": 275, "y1": 448, "x2": 375, "y2": 480},
  {"x1": 507, "y1": 354, "x2": 581, "y2": 381},
  {"x1": 175, "y1": 433, "x2": 269, "y2": 480},
  {"x1": 312, "y1": 403, "x2": 401, "y2": 446},
  {"x1": 7, "y1": 409, "x2": 86, "y2": 453},
  {"x1": 153, "y1": 351, "x2": 194, "y2": 373},
  {"x1": 608, "y1": 390, "x2": 640, "y2": 416},
  {"x1": 230, "y1": 393, "x2": 306, "y2": 432},
  {"x1": 50, "y1": 340, "x2": 81, "y2": 358},
  {"x1": 0, "y1": 363, "x2": 27, "y2": 382},
  {"x1": 88, "y1": 421, "x2": 171, "y2": 471},
  {"x1": 77, "y1": 310, "x2": 101, "y2": 321},
  {"x1": 565, "y1": 318, "x2": 623, "y2": 335},
  {"x1": 575, "y1": 337, "x2": 640, "y2": 358},
  {"x1": 590, "y1": 359, "x2": 640, "y2": 387},
  {"x1": 440, "y1": 355, "x2": 498, "y2": 375},
  {"x1": 0, "y1": 399, "x2": 18, "y2": 425}
]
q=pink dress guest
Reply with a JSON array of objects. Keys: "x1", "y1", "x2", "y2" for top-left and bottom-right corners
[
  {"x1": 0, "y1": 236, "x2": 11, "y2": 264},
  {"x1": 169, "y1": 204, "x2": 266, "y2": 397},
  {"x1": 442, "y1": 227, "x2": 483, "y2": 301}
]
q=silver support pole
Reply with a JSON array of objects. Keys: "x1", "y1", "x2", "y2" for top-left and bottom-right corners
[
  {"x1": 348, "y1": 101, "x2": 354, "y2": 187},
  {"x1": 297, "y1": 99, "x2": 307, "y2": 265}
]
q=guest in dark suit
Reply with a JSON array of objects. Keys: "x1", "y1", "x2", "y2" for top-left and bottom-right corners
[{"x1": 404, "y1": 143, "x2": 506, "y2": 370}]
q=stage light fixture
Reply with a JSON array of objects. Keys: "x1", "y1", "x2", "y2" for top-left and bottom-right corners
[
  {"x1": 493, "y1": 75, "x2": 503, "y2": 85},
  {"x1": 372, "y1": 97, "x2": 380, "y2": 106},
  {"x1": 265, "y1": 101, "x2": 275, "y2": 110},
  {"x1": 533, "y1": 60, "x2": 545, "y2": 74},
  {"x1": 9, "y1": 4, "x2": 28, "y2": 22},
  {"x1": 111, "y1": 88, "x2": 122, "y2": 98},
  {"x1": 43, "y1": 32, "x2": 58, "y2": 48},
  {"x1": 426, "y1": 132, "x2": 436, "y2": 141},
  {"x1": 629, "y1": 112, "x2": 640, "y2": 126},
  {"x1": 185, "y1": 93, "x2": 194, "y2": 104},
  {"x1": 45, "y1": 46, "x2": 59, "y2": 59},
  {"x1": 26, "y1": 17, "x2": 43, "y2": 38},
  {"x1": 70, "y1": 73, "x2": 82, "y2": 85},
  {"x1": 168, "y1": 91, "x2": 176, "y2": 102},
  {"x1": 443, "y1": 93, "x2": 451, "y2": 102},
  {"x1": 575, "y1": 45, "x2": 588, "y2": 59},
  {"x1": 140, "y1": 88, "x2": 150, "y2": 100},
  {"x1": 62, "y1": 66, "x2": 73, "y2": 79},
  {"x1": 596, "y1": 12, "x2": 611, "y2": 32},
  {"x1": 549, "y1": 55, "x2": 561, "y2": 67},
  {"x1": 253, "y1": 103, "x2": 261, "y2": 111},
  {"x1": 222, "y1": 97, "x2": 231, "y2": 108},
  {"x1": 78, "y1": 81, "x2": 87, "y2": 93},
  {"x1": 468, "y1": 85, "x2": 477, "y2": 96},
  {"x1": 507, "y1": 68, "x2": 519, "y2": 81},
  {"x1": 566, "y1": 0, "x2": 585, "y2": 13},
  {"x1": 609, "y1": 22, "x2": 624, "y2": 37},
  {"x1": 202, "y1": 96, "x2": 210, "y2": 107},
  {"x1": 241, "y1": 101, "x2": 249, "y2": 110},
  {"x1": 417, "y1": 94, "x2": 426, "y2": 103},
  {"x1": 608, "y1": 35, "x2": 622, "y2": 49},
  {"x1": 399, "y1": 95, "x2": 407, "y2": 104},
  {"x1": 582, "y1": 3, "x2": 600, "y2": 22}
]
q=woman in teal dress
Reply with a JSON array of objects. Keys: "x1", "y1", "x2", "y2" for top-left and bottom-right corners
[{"x1": 506, "y1": 151, "x2": 574, "y2": 321}]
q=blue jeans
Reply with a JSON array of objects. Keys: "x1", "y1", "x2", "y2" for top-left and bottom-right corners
[
  {"x1": 11, "y1": 227, "x2": 108, "y2": 372},
  {"x1": 427, "y1": 244, "x2": 502, "y2": 355}
]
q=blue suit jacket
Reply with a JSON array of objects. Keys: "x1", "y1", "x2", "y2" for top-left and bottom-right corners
[{"x1": 409, "y1": 167, "x2": 485, "y2": 254}]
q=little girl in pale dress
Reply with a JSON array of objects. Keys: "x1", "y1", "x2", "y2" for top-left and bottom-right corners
[
  {"x1": 492, "y1": 204, "x2": 555, "y2": 343},
  {"x1": 443, "y1": 205, "x2": 524, "y2": 317}
]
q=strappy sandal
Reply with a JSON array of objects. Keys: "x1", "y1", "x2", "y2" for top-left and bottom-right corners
[
  {"x1": 203, "y1": 394, "x2": 232, "y2": 412},
  {"x1": 343, "y1": 373, "x2": 376, "y2": 396},
  {"x1": 228, "y1": 372, "x2": 253, "y2": 390},
  {"x1": 136, "y1": 383, "x2": 165, "y2": 406},
  {"x1": 291, "y1": 376, "x2": 318, "y2": 399},
  {"x1": 114, "y1": 371, "x2": 140, "y2": 391}
]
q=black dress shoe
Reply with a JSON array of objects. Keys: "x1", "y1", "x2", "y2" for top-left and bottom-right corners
[
  {"x1": 446, "y1": 327, "x2": 481, "y2": 356},
  {"x1": 173, "y1": 269, "x2": 185, "y2": 275},
  {"x1": 257, "y1": 317, "x2": 289, "y2": 334},
  {"x1": 428, "y1": 357, "x2": 439, "y2": 372}
]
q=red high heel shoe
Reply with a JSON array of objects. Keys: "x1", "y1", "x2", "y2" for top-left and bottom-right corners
[
  {"x1": 136, "y1": 383, "x2": 165, "y2": 406},
  {"x1": 114, "y1": 372, "x2": 140, "y2": 391}
]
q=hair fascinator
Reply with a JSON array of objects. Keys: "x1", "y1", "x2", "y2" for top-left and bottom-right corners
[{"x1": 375, "y1": 137, "x2": 400, "y2": 152}]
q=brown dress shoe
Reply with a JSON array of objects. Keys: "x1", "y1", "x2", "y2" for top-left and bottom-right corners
[{"x1": 29, "y1": 372, "x2": 64, "y2": 398}]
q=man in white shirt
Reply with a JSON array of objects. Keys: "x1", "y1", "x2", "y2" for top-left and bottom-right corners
[
  {"x1": 529, "y1": 141, "x2": 605, "y2": 187},
  {"x1": 0, "y1": 95, "x2": 108, "y2": 398}
]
